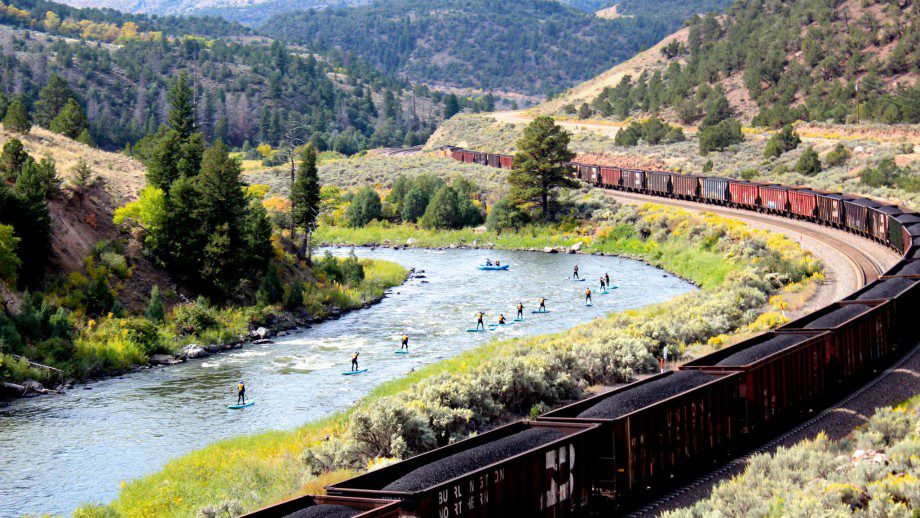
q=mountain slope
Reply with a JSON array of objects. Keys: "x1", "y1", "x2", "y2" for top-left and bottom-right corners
[
  {"x1": 540, "y1": 0, "x2": 918, "y2": 126},
  {"x1": 261, "y1": 0, "x2": 680, "y2": 96},
  {"x1": 0, "y1": 0, "x2": 447, "y2": 152}
]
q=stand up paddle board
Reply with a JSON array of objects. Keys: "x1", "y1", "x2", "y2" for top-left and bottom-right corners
[
  {"x1": 467, "y1": 328, "x2": 486, "y2": 333},
  {"x1": 572, "y1": 278, "x2": 586, "y2": 282},
  {"x1": 394, "y1": 350, "x2": 409, "y2": 354},
  {"x1": 342, "y1": 368, "x2": 368, "y2": 375},
  {"x1": 514, "y1": 318, "x2": 525, "y2": 322},
  {"x1": 228, "y1": 402, "x2": 254, "y2": 409},
  {"x1": 531, "y1": 310, "x2": 550, "y2": 314}
]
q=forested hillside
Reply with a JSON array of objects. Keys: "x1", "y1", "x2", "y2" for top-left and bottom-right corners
[
  {"x1": 572, "y1": 0, "x2": 918, "y2": 126},
  {"x1": 0, "y1": 0, "x2": 455, "y2": 153},
  {"x1": 261, "y1": 0, "x2": 678, "y2": 96}
]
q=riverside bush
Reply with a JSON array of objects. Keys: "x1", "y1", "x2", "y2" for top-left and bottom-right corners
[{"x1": 666, "y1": 401, "x2": 920, "y2": 517}]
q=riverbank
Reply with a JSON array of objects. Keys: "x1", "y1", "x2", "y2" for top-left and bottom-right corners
[
  {"x1": 0, "y1": 258, "x2": 409, "y2": 403},
  {"x1": 78, "y1": 201, "x2": 823, "y2": 517}
]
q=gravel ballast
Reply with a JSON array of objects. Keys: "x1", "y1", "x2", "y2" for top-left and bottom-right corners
[
  {"x1": 284, "y1": 505, "x2": 359, "y2": 518},
  {"x1": 577, "y1": 371, "x2": 715, "y2": 419},
  {"x1": 380, "y1": 428, "x2": 564, "y2": 492},
  {"x1": 801, "y1": 304, "x2": 870, "y2": 329},
  {"x1": 714, "y1": 334, "x2": 812, "y2": 366},
  {"x1": 855, "y1": 278, "x2": 918, "y2": 300}
]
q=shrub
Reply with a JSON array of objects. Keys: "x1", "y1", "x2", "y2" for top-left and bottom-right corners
[
  {"x1": 824, "y1": 143, "x2": 851, "y2": 167},
  {"x1": 487, "y1": 197, "x2": 529, "y2": 231},
  {"x1": 740, "y1": 169, "x2": 760, "y2": 180},
  {"x1": 699, "y1": 118, "x2": 743, "y2": 154},
  {"x1": 796, "y1": 146, "x2": 822, "y2": 175},
  {"x1": 285, "y1": 280, "x2": 304, "y2": 309},
  {"x1": 763, "y1": 125, "x2": 800, "y2": 158},
  {"x1": 346, "y1": 187, "x2": 382, "y2": 227},
  {"x1": 860, "y1": 158, "x2": 902, "y2": 188},
  {"x1": 421, "y1": 185, "x2": 463, "y2": 229},
  {"x1": 256, "y1": 265, "x2": 283, "y2": 305},
  {"x1": 171, "y1": 302, "x2": 219, "y2": 336}
]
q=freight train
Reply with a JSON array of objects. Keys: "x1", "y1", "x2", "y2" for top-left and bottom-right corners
[{"x1": 244, "y1": 147, "x2": 920, "y2": 518}]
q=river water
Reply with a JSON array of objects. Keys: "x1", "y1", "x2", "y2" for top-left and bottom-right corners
[{"x1": 0, "y1": 247, "x2": 694, "y2": 516}]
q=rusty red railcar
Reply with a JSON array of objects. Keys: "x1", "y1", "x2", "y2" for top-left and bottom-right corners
[
  {"x1": 758, "y1": 184, "x2": 789, "y2": 213},
  {"x1": 499, "y1": 155, "x2": 513, "y2": 169},
  {"x1": 461, "y1": 151, "x2": 475, "y2": 163},
  {"x1": 327, "y1": 421, "x2": 598, "y2": 518},
  {"x1": 538, "y1": 371, "x2": 740, "y2": 506},
  {"x1": 242, "y1": 495, "x2": 400, "y2": 518},
  {"x1": 788, "y1": 189, "x2": 818, "y2": 219},
  {"x1": 450, "y1": 150, "x2": 464, "y2": 162},
  {"x1": 599, "y1": 167, "x2": 622, "y2": 188},
  {"x1": 778, "y1": 301, "x2": 894, "y2": 384},
  {"x1": 487, "y1": 153, "x2": 502, "y2": 168},
  {"x1": 671, "y1": 175, "x2": 700, "y2": 199},
  {"x1": 680, "y1": 331, "x2": 832, "y2": 433},
  {"x1": 815, "y1": 192, "x2": 851, "y2": 227},
  {"x1": 728, "y1": 181, "x2": 759, "y2": 208},
  {"x1": 843, "y1": 198, "x2": 881, "y2": 235}
]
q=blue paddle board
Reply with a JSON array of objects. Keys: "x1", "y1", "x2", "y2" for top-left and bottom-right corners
[
  {"x1": 394, "y1": 350, "x2": 409, "y2": 354},
  {"x1": 467, "y1": 328, "x2": 485, "y2": 332},
  {"x1": 228, "y1": 402, "x2": 254, "y2": 409},
  {"x1": 572, "y1": 278, "x2": 586, "y2": 282},
  {"x1": 531, "y1": 310, "x2": 550, "y2": 314},
  {"x1": 343, "y1": 368, "x2": 368, "y2": 375},
  {"x1": 514, "y1": 318, "x2": 525, "y2": 322}
]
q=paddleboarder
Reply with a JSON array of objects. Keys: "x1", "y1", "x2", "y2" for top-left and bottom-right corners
[
  {"x1": 237, "y1": 380, "x2": 246, "y2": 405},
  {"x1": 401, "y1": 334, "x2": 409, "y2": 351},
  {"x1": 476, "y1": 311, "x2": 485, "y2": 330},
  {"x1": 351, "y1": 352, "x2": 360, "y2": 371},
  {"x1": 605, "y1": 272, "x2": 610, "y2": 287},
  {"x1": 573, "y1": 265, "x2": 580, "y2": 279},
  {"x1": 517, "y1": 302, "x2": 524, "y2": 319},
  {"x1": 600, "y1": 276, "x2": 607, "y2": 291},
  {"x1": 585, "y1": 288, "x2": 592, "y2": 305},
  {"x1": 498, "y1": 314, "x2": 506, "y2": 325},
  {"x1": 539, "y1": 297, "x2": 547, "y2": 312}
]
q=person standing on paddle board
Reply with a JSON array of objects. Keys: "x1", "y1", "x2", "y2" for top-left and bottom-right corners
[
  {"x1": 573, "y1": 265, "x2": 580, "y2": 279},
  {"x1": 539, "y1": 298, "x2": 546, "y2": 312},
  {"x1": 517, "y1": 303, "x2": 524, "y2": 319},
  {"x1": 605, "y1": 272, "x2": 610, "y2": 287},
  {"x1": 585, "y1": 288, "x2": 592, "y2": 305},
  {"x1": 476, "y1": 311, "x2": 485, "y2": 330},
  {"x1": 401, "y1": 334, "x2": 409, "y2": 351},
  {"x1": 351, "y1": 352, "x2": 360, "y2": 371},
  {"x1": 237, "y1": 381, "x2": 246, "y2": 405},
  {"x1": 600, "y1": 276, "x2": 606, "y2": 291}
]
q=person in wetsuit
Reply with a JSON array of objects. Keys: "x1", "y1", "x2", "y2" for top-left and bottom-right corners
[
  {"x1": 605, "y1": 272, "x2": 610, "y2": 287},
  {"x1": 498, "y1": 314, "x2": 506, "y2": 325},
  {"x1": 476, "y1": 311, "x2": 485, "y2": 330},
  {"x1": 600, "y1": 276, "x2": 607, "y2": 291},
  {"x1": 539, "y1": 298, "x2": 546, "y2": 312},
  {"x1": 237, "y1": 381, "x2": 246, "y2": 405},
  {"x1": 485, "y1": 258, "x2": 492, "y2": 266},
  {"x1": 351, "y1": 352, "x2": 360, "y2": 371},
  {"x1": 573, "y1": 265, "x2": 580, "y2": 279},
  {"x1": 401, "y1": 334, "x2": 409, "y2": 351},
  {"x1": 517, "y1": 303, "x2": 524, "y2": 319},
  {"x1": 585, "y1": 288, "x2": 592, "y2": 305}
]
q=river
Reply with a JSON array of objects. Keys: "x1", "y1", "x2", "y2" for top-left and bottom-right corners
[{"x1": 0, "y1": 247, "x2": 695, "y2": 516}]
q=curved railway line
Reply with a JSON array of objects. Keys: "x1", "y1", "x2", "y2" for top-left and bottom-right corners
[{"x1": 246, "y1": 148, "x2": 920, "y2": 518}]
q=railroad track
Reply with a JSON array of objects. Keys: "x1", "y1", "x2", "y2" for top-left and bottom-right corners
[{"x1": 605, "y1": 190, "x2": 897, "y2": 290}]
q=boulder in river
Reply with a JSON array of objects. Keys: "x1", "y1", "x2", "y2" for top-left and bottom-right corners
[
  {"x1": 251, "y1": 327, "x2": 269, "y2": 339},
  {"x1": 184, "y1": 345, "x2": 208, "y2": 359},
  {"x1": 405, "y1": 237, "x2": 416, "y2": 246},
  {"x1": 570, "y1": 242, "x2": 583, "y2": 252},
  {"x1": 205, "y1": 344, "x2": 220, "y2": 353},
  {"x1": 149, "y1": 354, "x2": 182, "y2": 366},
  {"x1": 543, "y1": 247, "x2": 557, "y2": 254}
]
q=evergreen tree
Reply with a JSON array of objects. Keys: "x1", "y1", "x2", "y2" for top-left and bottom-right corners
[
  {"x1": 698, "y1": 118, "x2": 743, "y2": 154},
  {"x1": 71, "y1": 159, "x2": 94, "y2": 195},
  {"x1": 146, "y1": 285, "x2": 165, "y2": 323},
  {"x1": 285, "y1": 280, "x2": 304, "y2": 309},
  {"x1": 401, "y1": 185, "x2": 429, "y2": 223},
  {"x1": 0, "y1": 139, "x2": 27, "y2": 180},
  {"x1": 290, "y1": 144, "x2": 321, "y2": 259},
  {"x1": 158, "y1": 176, "x2": 205, "y2": 287},
  {"x1": 420, "y1": 185, "x2": 461, "y2": 229},
  {"x1": 168, "y1": 73, "x2": 197, "y2": 139},
  {"x1": 763, "y1": 125, "x2": 800, "y2": 159},
  {"x1": 15, "y1": 157, "x2": 58, "y2": 201},
  {"x1": 50, "y1": 98, "x2": 89, "y2": 139},
  {"x1": 33, "y1": 74, "x2": 76, "y2": 128},
  {"x1": 76, "y1": 129, "x2": 95, "y2": 147},
  {"x1": 796, "y1": 146, "x2": 822, "y2": 175},
  {"x1": 486, "y1": 197, "x2": 529, "y2": 232},
  {"x1": 347, "y1": 187, "x2": 382, "y2": 227},
  {"x1": 0, "y1": 89, "x2": 8, "y2": 121},
  {"x1": 443, "y1": 94, "x2": 460, "y2": 119},
  {"x1": 508, "y1": 116, "x2": 576, "y2": 220},
  {"x1": 386, "y1": 175, "x2": 412, "y2": 214},
  {"x1": 3, "y1": 99, "x2": 31, "y2": 133},
  {"x1": 257, "y1": 264, "x2": 283, "y2": 305},
  {"x1": 0, "y1": 183, "x2": 51, "y2": 288}
]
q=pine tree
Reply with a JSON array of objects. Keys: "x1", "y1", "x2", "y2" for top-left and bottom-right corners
[
  {"x1": 168, "y1": 73, "x2": 197, "y2": 140},
  {"x1": 71, "y1": 159, "x2": 94, "y2": 195},
  {"x1": 146, "y1": 285, "x2": 165, "y2": 323},
  {"x1": 290, "y1": 144, "x2": 321, "y2": 259},
  {"x1": 50, "y1": 98, "x2": 89, "y2": 139},
  {"x1": 508, "y1": 116, "x2": 576, "y2": 220},
  {"x1": 796, "y1": 146, "x2": 822, "y2": 176},
  {"x1": 33, "y1": 74, "x2": 75, "y2": 128},
  {"x1": 76, "y1": 128, "x2": 95, "y2": 147},
  {"x1": 3, "y1": 99, "x2": 31, "y2": 134},
  {"x1": 443, "y1": 94, "x2": 460, "y2": 119},
  {"x1": 401, "y1": 185, "x2": 429, "y2": 223},
  {"x1": 257, "y1": 264, "x2": 283, "y2": 305},
  {"x1": 347, "y1": 187, "x2": 382, "y2": 227},
  {"x1": 196, "y1": 140, "x2": 247, "y2": 230},
  {"x1": 0, "y1": 139, "x2": 28, "y2": 180},
  {"x1": 420, "y1": 185, "x2": 461, "y2": 229}
]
